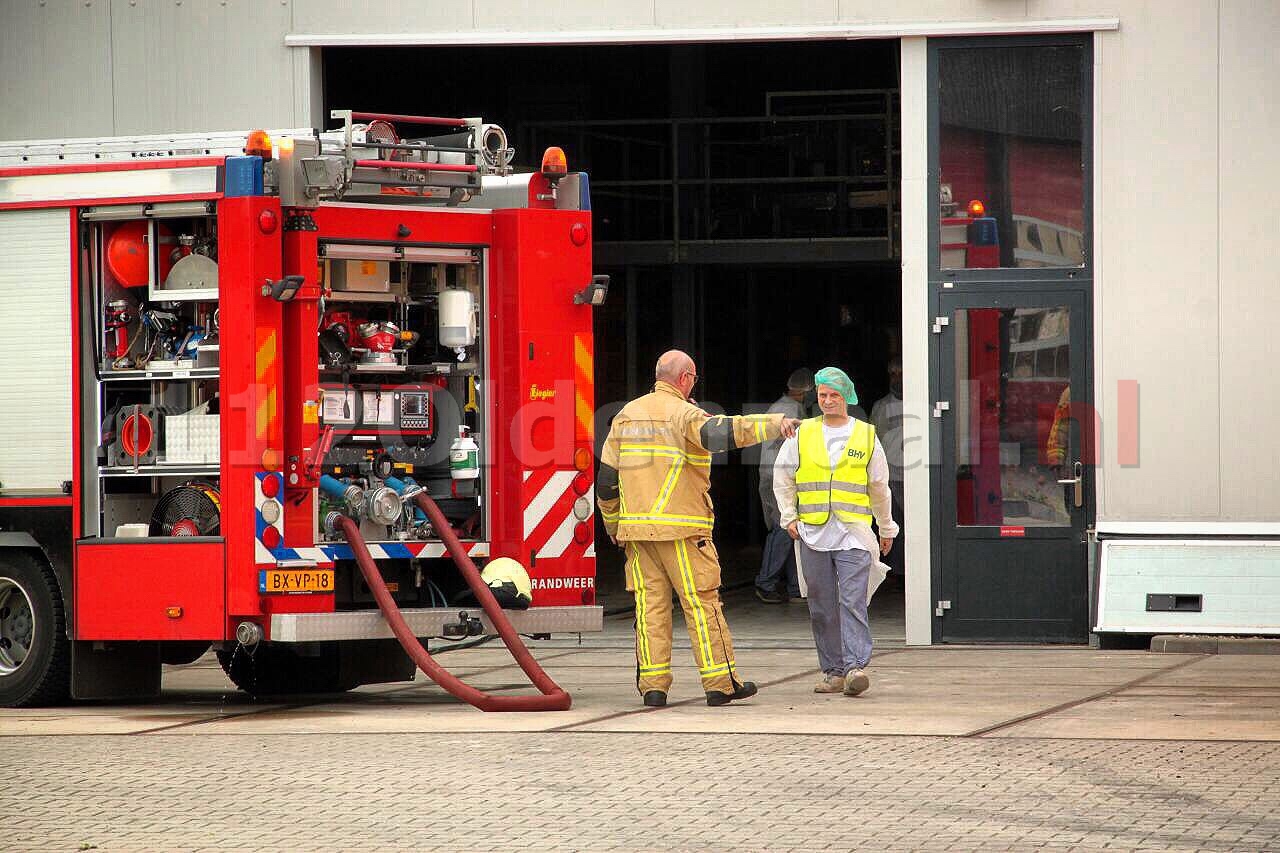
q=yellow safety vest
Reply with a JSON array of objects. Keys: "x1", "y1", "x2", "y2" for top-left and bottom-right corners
[{"x1": 796, "y1": 417, "x2": 876, "y2": 526}]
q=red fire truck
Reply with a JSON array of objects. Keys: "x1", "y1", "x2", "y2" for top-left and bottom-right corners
[{"x1": 0, "y1": 111, "x2": 605, "y2": 707}]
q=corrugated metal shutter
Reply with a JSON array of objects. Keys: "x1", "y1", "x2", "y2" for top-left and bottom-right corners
[{"x1": 0, "y1": 209, "x2": 73, "y2": 491}]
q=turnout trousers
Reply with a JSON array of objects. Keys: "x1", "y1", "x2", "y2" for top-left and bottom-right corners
[{"x1": 624, "y1": 537, "x2": 742, "y2": 695}]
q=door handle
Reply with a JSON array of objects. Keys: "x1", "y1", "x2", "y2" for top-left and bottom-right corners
[{"x1": 1056, "y1": 461, "x2": 1084, "y2": 508}]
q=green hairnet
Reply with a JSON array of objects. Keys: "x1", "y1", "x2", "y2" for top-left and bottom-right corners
[{"x1": 814, "y1": 366, "x2": 858, "y2": 406}]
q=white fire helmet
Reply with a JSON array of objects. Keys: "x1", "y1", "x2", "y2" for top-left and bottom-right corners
[{"x1": 481, "y1": 557, "x2": 533, "y2": 609}]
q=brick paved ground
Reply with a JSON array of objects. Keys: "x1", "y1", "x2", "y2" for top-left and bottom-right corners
[
  {"x1": 5, "y1": 595, "x2": 1280, "y2": 851},
  {"x1": 7, "y1": 731, "x2": 1280, "y2": 852}
]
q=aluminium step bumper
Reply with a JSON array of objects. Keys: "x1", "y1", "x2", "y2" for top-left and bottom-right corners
[{"x1": 270, "y1": 605, "x2": 603, "y2": 643}]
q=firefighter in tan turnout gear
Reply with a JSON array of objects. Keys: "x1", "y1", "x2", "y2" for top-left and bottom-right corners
[{"x1": 597, "y1": 350, "x2": 802, "y2": 707}]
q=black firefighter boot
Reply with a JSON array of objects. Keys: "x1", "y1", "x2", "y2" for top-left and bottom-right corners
[
  {"x1": 643, "y1": 690, "x2": 667, "y2": 707},
  {"x1": 705, "y1": 680, "x2": 758, "y2": 707}
]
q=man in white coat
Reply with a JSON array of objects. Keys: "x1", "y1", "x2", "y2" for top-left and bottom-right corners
[{"x1": 774, "y1": 366, "x2": 897, "y2": 696}]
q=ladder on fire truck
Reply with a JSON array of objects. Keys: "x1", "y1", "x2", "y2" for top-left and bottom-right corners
[{"x1": 0, "y1": 111, "x2": 519, "y2": 205}]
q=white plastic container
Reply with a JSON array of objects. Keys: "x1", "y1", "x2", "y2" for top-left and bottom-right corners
[
  {"x1": 438, "y1": 288, "x2": 475, "y2": 348},
  {"x1": 449, "y1": 426, "x2": 479, "y2": 480},
  {"x1": 115, "y1": 523, "x2": 150, "y2": 538},
  {"x1": 165, "y1": 401, "x2": 220, "y2": 464}
]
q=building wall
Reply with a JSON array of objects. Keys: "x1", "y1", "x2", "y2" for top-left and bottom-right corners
[
  {"x1": 1214, "y1": 0, "x2": 1280, "y2": 523},
  {"x1": 1083, "y1": 0, "x2": 1279, "y2": 524},
  {"x1": 2, "y1": 1, "x2": 1275, "y2": 529},
  {"x1": 1, "y1": 0, "x2": 306, "y2": 139}
]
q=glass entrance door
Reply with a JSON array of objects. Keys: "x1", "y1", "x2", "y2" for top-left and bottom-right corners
[{"x1": 935, "y1": 289, "x2": 1091, "y2": 642}]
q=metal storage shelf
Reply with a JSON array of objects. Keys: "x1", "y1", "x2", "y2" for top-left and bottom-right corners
[
  {"x1": 99, "y1": 463, "x2": 220, "y2": 478},
  {"x1": 99, "y1": 367, "x2": 219, "y2": 382},
  {"x1": 149, "y1": 287, "x2": 219, "y2": 302},
  {"x1": 323, "y1": 291, "x2": 404, "y2": 304}
]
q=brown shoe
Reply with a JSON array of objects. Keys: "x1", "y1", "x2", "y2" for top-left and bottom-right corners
[
  {"x1": 844, "y1": 668, "x2": 870, "y2": 696},
  {"x1": 814, "y1": 674, "x2": 845, "y2": 694}
]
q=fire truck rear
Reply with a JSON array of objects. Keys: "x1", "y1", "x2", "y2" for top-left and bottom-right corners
[{"x1": 0, "y1": 111, "x2": 604, "y2": 707}]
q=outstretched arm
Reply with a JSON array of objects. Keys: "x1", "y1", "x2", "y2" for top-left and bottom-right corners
[{"x1": 687, "y1": 410, "x2": 799, "y2": 453}]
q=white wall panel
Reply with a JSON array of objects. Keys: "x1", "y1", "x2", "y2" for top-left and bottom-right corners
[
  {"x1": 900, "y1": 37, "x2": 932, "y2": 645},
  {"x1": 471, "y1": 0, "x2": 657, "y2": 31},
  {"x1": 1026, "y1": 0, "x2": 1115, "y2": 15},
  {"x1": 291, "y1": 0, "x2": 472, "y2": 34},
  {"x1": 0, "y1": 210, "x2": 73, "y2": 492},
  {"x1": 1093, "y1": 2, "x2": 1221, "y2": 521},
  {"x1": 839, "y1": 0, "x2": 1030, "y2": 23},
  {"x1": 1217, "y1": 0, "x2": 1280, "y2": 520},
  {"x1": 0, "y1": 0, "x2": 113, "y2": 139},
  {"x1": 291, "y1": 45, "x2": 323, "y2": 128},
  {"x1": 656, "y1": 0, "x2": 836, "y2": 28},
  {"x1": 108, "y1": 0, "x2": 294, "y2": 134}
]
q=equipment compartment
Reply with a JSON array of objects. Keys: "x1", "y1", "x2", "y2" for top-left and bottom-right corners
[
  {"x1": 74, "y1": 539, "x2": 225, "y2": 640},
  {"x1": 315, "y1": 249, "x2": 486, "y2": 546},
  {"x1": 81, "y1": 207, "x2": 222, "y2": 541}
]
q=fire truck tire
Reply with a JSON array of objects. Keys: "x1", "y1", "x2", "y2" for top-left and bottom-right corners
[
  {"x1": 216, "y1": 642, "x2": 358, "y2": 696},
  {"x1": 0, "y1": 551, "x2": 70, "y2": 707}
]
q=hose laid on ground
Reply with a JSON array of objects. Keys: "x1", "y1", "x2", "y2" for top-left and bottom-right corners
[{"x1": 335, "y1": 493, "x2": 571, "y2": 712}]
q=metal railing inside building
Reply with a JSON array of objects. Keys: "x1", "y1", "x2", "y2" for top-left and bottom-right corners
[{"x1": 524, "y1": 89, "x2": 900, "y2": 265}]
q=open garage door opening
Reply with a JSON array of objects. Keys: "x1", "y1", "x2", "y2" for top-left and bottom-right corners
[{"x1": 323, "y1": 40, "x2": 906, "y2": 629}]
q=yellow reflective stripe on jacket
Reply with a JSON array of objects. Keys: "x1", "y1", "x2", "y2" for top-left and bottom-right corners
[
  {"x1": 676, "y1": 539, "x2": 715, "y2": 667},
  {"x1": 650, "y1": 457, "x2": 685, "y2": 513},
  {"x1": 795, "y1": 417, "x2": 876, "y2": 526},
  {"x1": 619, "y1": 444, "x2": 712, "y2": 465},
  {"x1": 618, "y1": 512, "x2": 715, "y2": 528},
  {"x1": 741, "y1": 414, "x2": 771, "y2": 444}
]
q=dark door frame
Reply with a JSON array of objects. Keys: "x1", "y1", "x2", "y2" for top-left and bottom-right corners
[
  {"x1": 925, "y1": 33, "x2": 1095, "y2": 643},
  {"x1": 931, "y1": 286, "x2": 1094, "y2": 642}
]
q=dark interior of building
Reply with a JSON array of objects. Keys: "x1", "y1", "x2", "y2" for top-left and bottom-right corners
[{"x1": 323, "y1": 40, "x2": 904, "y2": 593}]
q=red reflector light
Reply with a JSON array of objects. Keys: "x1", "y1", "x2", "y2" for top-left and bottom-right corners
[
  {"x1": 967, "y1": 199, "x2": 986, "y2": 217},
  {"x1": 541, "y1": 146, "x2": 568, "y2": 176},
  {"x1": 573, "y1": 522, "x2": 591, "y2": 545},
  {"x1": 261, "y1": 527, "x2": 281, "y2": 549},
  {"x1": 261, "y1": 474, "x2": 280, "y2": 499},
  {"x1": 258, "y1": 209, "x2": 279, "y2": 234},
  {"x1": 572, "y1": 472, "x2": 590, "y2": 496},
  {"x1": 570, "y1": 222, "x2": 588, "y2": 246}
]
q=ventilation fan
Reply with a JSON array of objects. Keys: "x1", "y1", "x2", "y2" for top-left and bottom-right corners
[{"x1": 150, "y1": 482, "x2": 221, "y2": 537}]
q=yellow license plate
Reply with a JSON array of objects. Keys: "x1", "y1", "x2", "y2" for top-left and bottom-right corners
[{"x1": 259, "y1": 568, "x2": 335, "y2": 594}]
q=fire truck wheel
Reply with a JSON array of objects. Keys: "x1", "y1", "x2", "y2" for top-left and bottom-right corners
[
  {"x1": 0, "y1": 551, "x2": 70, "y2": 707},
  {"x1": 216, "y1": 642, "x2": 358, "y2": 696}
]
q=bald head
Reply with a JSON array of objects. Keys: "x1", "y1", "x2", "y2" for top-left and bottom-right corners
[
  {"x1": 655, "y1": 350, "x2": 694, "y2": 382},
  {"x1": 655, "y1": 350, "x2": 698, "y2": 398}
]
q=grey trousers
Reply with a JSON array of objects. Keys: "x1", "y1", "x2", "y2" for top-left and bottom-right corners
[{"x1": 798, "y1": 542, "x2": 873, "y2": 675}]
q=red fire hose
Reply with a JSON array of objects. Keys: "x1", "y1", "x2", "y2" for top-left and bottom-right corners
[{"x1": 335, "y1": 492, "x2": 571, "y2": 712}]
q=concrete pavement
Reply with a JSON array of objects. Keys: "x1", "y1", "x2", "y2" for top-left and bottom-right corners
[{"x1": 2, "y1": 588, "x2": 1279, "y2": 850}]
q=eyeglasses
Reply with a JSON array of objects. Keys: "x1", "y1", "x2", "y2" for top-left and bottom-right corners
[{"x1": 683, "y1": 370, "x2": 698, "y2": 385}]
